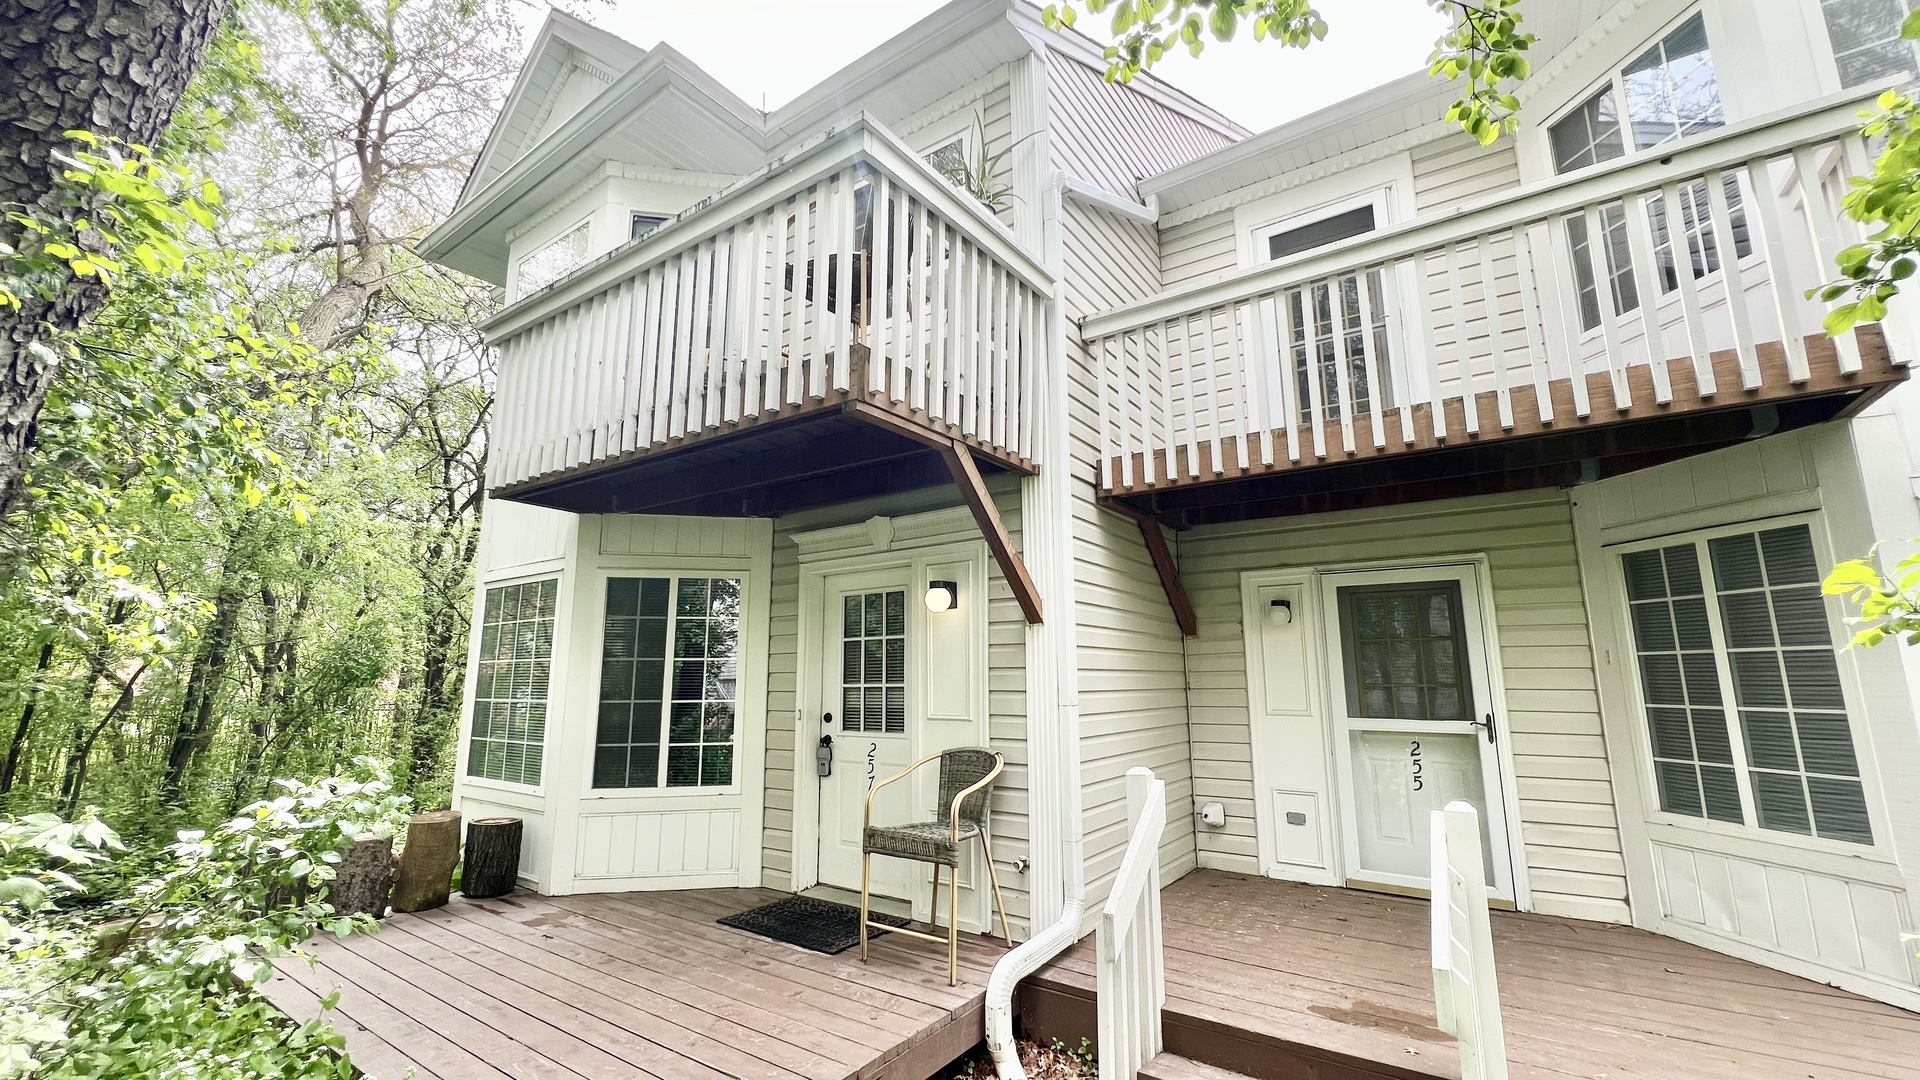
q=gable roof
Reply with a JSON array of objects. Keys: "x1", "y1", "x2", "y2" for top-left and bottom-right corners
[
  {"x1": 462, "y1": 10, "x2": 650, "y2": 203},
  {"x1": 423, "y1": 0, "x2": 1248, "y2": 284}
]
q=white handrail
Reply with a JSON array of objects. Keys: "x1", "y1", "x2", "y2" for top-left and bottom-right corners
[
  {"x1": 1087, "y1": 113, "x2": 1895, "y2": 494},
  {"x1": 1096, "y1": 766, "x2": 1166, "y2": 1080},
  {"x1": 481, "y1": 117, "x2": 1053, "y2": 494},
  {"x1": 1431, "y1": 801, "x2": 1508, "y2": 1080}
]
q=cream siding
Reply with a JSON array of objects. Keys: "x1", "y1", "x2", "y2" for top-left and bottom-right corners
[
  {"x1": 1048, "y1": 48, "x2": 1235, "y2": 914},
  {"x1": 1410, "y1": 135, "x2": 1522, "y2": 216},
  {"x1": 1176, "y1": 490, "x2": 1633, "y2": 924},
  {"x1": 759, "y1": 483, "x2": 1032, "y2": 936}
]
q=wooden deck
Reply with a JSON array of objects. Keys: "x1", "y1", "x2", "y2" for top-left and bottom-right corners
[
  {"x1": 1023, "y1": 870, "x2": 1920, "y2": 1080},
  {"x1": 264, "y1": 887, "x2": 1006, "y2": 1080}
]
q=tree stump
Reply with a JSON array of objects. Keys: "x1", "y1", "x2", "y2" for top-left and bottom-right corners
[
  {"x1": 461, "y1": 817, "x2": 523, "y2": 899},
  {"x1": 389, "y1": 810, "x2": 461, "y2": 913},
  {"x1": 330, "y1": 834, "x2": 394, "y2": 918}
]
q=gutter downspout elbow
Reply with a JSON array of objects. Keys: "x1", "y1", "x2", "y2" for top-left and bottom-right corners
[{"x1": 984, "y1": 893, "x2": 1085, "y2": 1080}]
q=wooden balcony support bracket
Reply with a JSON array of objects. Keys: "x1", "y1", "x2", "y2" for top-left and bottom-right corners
[
  {"x1": 1103, "y1": 500, "x2": 1197, "y2": 638},
  {"x1": 845, "y1": 401, "x2": 1044, "y2": 625}
]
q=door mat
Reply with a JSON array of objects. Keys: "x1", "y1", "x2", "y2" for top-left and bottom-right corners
[{"x1": 717, "y1": 895, "x2": 911, "y2": 954}]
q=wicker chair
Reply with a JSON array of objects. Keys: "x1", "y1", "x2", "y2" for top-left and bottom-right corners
[{"x1": 860, "y1": 747, "x2": 1013, "y2": 985}]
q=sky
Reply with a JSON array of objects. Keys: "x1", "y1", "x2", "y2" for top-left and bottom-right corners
[{"x1": 545, "y1": 1, "x2": 1450, "y2": 136}]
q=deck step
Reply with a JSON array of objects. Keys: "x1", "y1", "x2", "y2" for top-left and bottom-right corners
[{"x1": 1139, "y1": 1053, "x2": 1256, "y2": 1080}]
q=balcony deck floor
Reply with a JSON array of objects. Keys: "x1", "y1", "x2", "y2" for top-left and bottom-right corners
[
  {"x1": 264, "y1": 887, "x2": 1004, "y2": 1080},
  {"x1": 1025, "y1": 870, "x2": 1920, "y2": 1080}
]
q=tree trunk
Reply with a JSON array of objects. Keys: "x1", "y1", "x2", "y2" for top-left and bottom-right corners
[
  {"x1": 162, "y1": 563, "x2": 245, "y2": 801},
  {"x1": 0, "y1": 0, "x2": 231, "y2": 517},
  {"x1": 330, "y1": 835, "x2": 393, "y2": 919},
  {"x1": 0, "y1": 640, "x2": 56, "y2": 796},
  {"x1": 389, "y1": 809, "x2": 460, "y2": 913},
  {"x1": 459, "y1": 817, "x2": 521, "y2": 900}
]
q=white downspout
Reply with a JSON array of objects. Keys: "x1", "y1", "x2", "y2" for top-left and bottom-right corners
[{"x1": 986, "y1": 39, "x2": 1086, "y2": 1078}]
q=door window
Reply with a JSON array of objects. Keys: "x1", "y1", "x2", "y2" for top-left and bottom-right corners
[
  {"x1": 841, "y1": 590, "x2": 906, "y2": 734},
  {"x1": 1338, "y1": 583, "x2": 1474, "y2": 721},
  {"x1": 1620, "y1": 523, "x2": 1872, "y2": 844}
]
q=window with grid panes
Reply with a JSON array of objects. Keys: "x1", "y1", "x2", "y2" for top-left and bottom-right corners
[
  {"x1": 1549, "y1": 12, "x2": 1749, "y2": 331},
  {"x1": 1820, "y1": 0, "x2": 1920, "y2": 87},
  {"x1": 1337, "y1": 583, "x2": 1474, "y2": 721},
  {"x1": 593, "y1": 577, "x2": 740, "y2": 789},
  {"x1": 468, "y1": 579, "x2": 557, "y2": 786},
  {"x1": 842, "y1": 590, "x2": 906, "y2": 734},
  {"x1": 1621, "y1": 524, "x2": 1873, "y2": 845}
]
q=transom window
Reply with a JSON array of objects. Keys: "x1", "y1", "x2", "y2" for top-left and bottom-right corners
[
  {"x1": 841, "y1": 590, "x2": 906, "y2": 734},
  {"x1": 1820, "y1": 0, "x2": 1920, "y2": 87},
  {"x1": 1620, "y1": 523, "x2": 1873, "y2": 845},
  {"x1": 593, "y1": 576, "x2": 741, "y2": 790},
  {"x1": 630, "y1": 212, "x2": 667, "y2": 241},
  {"x1": 468, "y1": 579, "x2": 557, "y2": 787}
]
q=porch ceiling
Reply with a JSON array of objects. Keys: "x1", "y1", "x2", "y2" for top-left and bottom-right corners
[
  {"x1": 495, "y1": 403, "x2": 1029, "y2": 518},
  {"x1": 1107, "y1": 328, "x2": 1906, "y2": 529}
]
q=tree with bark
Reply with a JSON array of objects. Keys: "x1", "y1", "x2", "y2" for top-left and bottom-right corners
[{"x1": 0, "y1": 0, "x2": 235, "y2": 518}]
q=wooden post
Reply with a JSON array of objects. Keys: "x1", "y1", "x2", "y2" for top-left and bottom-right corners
[
  {"x1": 461, "y1": 817, "x2": 523, "y2": 900},
  {"x1": 389, "y1": 810, "x2": 461, "y2": 913},
  {"x1": 330, "y1": 834, "x2": 393, "y2": 919}
]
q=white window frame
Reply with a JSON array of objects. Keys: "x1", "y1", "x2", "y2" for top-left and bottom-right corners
[
  {"x1": 514, "y1": 214, "x2": 593, "y2": 297},
  {"x1": 912, "y1": 108, "x2": 981, "y2": 186},
  {"x1": 1606, "y1": 513, "x2": 1893, "y2": 860},
  {"x1": 1543, "y1": 6, "x2": 1728, "y2": 173},
  {"x1": 583, "y1": 570, "x2": 750, "y2": 799},
  {"x1": 1232, "y1": 154, "x2": 1414, "y2": 270},
  {"x1": 460, "y1": 571, "x2": 562, "y2": 797},
  {"x1": 1251, "y1": 188, "x2": 1392, "y2": 266}
]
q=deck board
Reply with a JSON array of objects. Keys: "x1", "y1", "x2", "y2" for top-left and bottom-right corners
[
  {"x1": 1030, "y1": 871, "x2": 1920, "y2": 1080},
  {"x1": 263, "y1": 888, "x2": 1005, "y2": 1080}
]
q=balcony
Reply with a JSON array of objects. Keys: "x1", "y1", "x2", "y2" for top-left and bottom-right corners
[
  {"x1": 481, "y1": 114, "x2": 1049, "y2": 517},
  {"x1": 1084, "y1": 90, "x2": 1910, "y2": 526}
]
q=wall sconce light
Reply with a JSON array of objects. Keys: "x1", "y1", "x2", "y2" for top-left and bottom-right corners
[
  {"x1": 925, "y1": 580, "x2": 959, "y2": 613},
  {"x1": 1268, "y1": 597, "x2": 1293, "y2": 625}
]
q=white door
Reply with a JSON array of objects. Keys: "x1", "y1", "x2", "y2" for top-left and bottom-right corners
[
  {"x1": 816, "y1": 569, "x2": 920, "y2": 900},
  {"x1": 1322, "y1": 565, "x2": 1516, "y2": 898}
]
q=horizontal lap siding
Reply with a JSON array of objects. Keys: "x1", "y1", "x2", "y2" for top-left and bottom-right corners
[
  {"x1": 1160, "y1": 213, "x2": 1237, "y2": 290},
  {"x1": 760, "y1": 490, "x2": 1032, "y2": 935},
  {"x1": 1050, "y1": 51, "x2": 1235, "y2": 914},
  {"x1": 1177, "y1": 490, "x2": 1631, "y2": 923}
]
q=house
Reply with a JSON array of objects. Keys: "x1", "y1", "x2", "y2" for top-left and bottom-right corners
[{"x1": 380, "y1": 0, "x2": 1920, "y2": 1075}]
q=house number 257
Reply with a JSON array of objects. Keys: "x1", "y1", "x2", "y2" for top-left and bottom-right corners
[
  {"x1": 1409, "y1": 739, "x2": 1424, "y2": 792},
  {"x1": 867, "y1": 741, "x2": 878, "y2": 785}
]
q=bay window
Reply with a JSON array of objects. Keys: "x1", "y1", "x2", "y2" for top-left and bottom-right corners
[{"x1": 594, "y1": 576, "x2": 742, "y2": 790}]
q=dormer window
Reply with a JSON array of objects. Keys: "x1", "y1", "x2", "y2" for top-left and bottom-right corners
[
  {"x1": 630, "y1": 212, "x2": 667, "y2": 241},
  {"x1": 517, "y1": 218, "x2": 592, "y2": 295}
]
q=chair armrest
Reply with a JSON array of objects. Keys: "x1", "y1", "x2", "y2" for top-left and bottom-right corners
[
  {"x1": 946, "y1": 754, "x2": 1005, "y2": 843},
  {"x1": 864, "y1": 749, "x2": 946, "y2": 830}
]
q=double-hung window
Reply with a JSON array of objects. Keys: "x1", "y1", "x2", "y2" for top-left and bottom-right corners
[
  {"x1": 1620, "y1": 521, "x2": 1874, "y2": 846},
  {"x1": 1547, "y1": 12, "x2": 1750, "y2": 331},
  {"x1": 516, "y1": 218, "x2": 592, "y2": 295},
  {"x1": 1254, "y1": 194, "x2": 1396, "y2": 424},
  {"x1": 593, "y1": 576, "x2": 742, "y2": 790}
]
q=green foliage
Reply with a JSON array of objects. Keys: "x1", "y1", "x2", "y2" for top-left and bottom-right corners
[
  {"x1": 1812, "y1": 10, "x2": 1920, "y2": 333},
  {"x1": 0, "y1": 761, "x2": 409, "y2": 1079},
  {"x1": 1824, "y1": 544, "x2": 1920, "y2": 649},
  {"x1": 931, "y1": 114, "x2": 1019, "y2": 213},
  {"x1": 1040, "y1": 0, "x2": 1534, "y2": 144}
]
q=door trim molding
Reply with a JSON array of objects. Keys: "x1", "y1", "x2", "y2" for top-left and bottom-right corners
[{"x1": 788, "y1": 528, "x2": 991, "y2": 929}]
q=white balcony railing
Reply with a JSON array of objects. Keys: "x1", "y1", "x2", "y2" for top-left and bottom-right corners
[
  {"x1": 481, "y1": 115, "x2": 1052, "y2": 494},
  {"x1": 1083, "y1": 88, "x2": 1905, "y2": 494},
  {"x1": 1096, "y1": 766, "x2": 1167, "y2": 1080}
]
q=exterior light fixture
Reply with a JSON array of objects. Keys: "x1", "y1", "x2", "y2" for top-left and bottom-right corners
[{"x1": 925, "y1": 580, "x2": 958, "y2": 613}]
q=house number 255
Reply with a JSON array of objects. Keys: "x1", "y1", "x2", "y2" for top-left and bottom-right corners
[{"x1": 1409, "y1": 739, "x2": 1424, "y2": 792}]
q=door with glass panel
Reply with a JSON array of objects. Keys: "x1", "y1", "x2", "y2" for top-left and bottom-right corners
[
  {"x1": 816, "y1": 569, "x2": 918, "y2": 899},
  {"x1": 1322, "y1": 565, "x2": 1516, "y2": 897}
]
